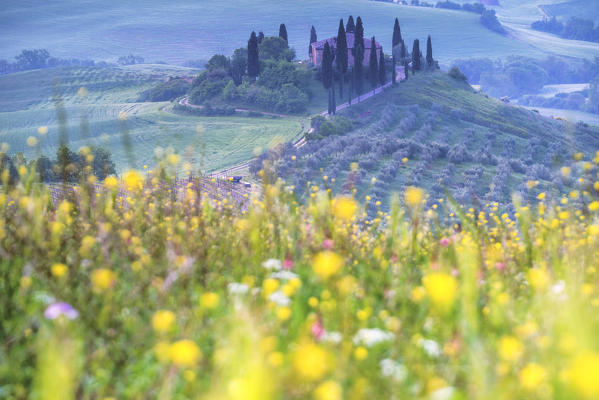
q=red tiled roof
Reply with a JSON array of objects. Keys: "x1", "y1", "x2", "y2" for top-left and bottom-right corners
[{"x1": 312, "y1": 32, "x2": 381, "y2": 50}]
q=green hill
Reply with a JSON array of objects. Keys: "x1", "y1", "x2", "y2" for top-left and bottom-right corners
[
  {"x1": 0, "y1": 66, "x2": 304, "y2": 173},
  {"x1": 264, "y1": 71, "x2": 599, "y2": 209}
]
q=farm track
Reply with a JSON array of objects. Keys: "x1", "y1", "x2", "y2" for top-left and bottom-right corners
[{"x1": 177, "y1": 74, "x2": 403, "y2": 180}]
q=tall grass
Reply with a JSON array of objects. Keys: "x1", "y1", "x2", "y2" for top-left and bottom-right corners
[{"x1": 1, "y1": 148, "x2": 599, "y2": 399}]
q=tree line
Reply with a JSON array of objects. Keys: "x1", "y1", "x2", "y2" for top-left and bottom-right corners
[{"x1": 532, "y1": 16, "x2": 599, "y2": 43}]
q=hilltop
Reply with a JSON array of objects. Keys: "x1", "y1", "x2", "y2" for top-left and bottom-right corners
[{"x1": 261, "y1": 70, "x2": 599, "y2": 209}]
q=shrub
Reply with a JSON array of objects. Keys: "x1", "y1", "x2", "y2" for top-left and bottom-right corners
[{"x1": 448, "y1": 66, "x2": 468, "y2": 82}]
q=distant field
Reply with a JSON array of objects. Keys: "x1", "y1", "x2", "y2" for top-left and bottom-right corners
[
  {"x1": 540, "y1": 0, "x2": 599, "y2": 24},
  {"x1": 0, "y1": 0, "x2": 545, "y2": 65},
  {"x1": 0, "y1": 67, "x2": 302, "y2": 173},
  {"x1": 523, "y1": 106, "x2": 599, "y2": 126}
]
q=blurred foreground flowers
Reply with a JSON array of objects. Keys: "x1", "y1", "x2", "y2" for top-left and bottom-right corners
[{"x1": 1, "y1": 156, "x2": 599, "y2": 399}]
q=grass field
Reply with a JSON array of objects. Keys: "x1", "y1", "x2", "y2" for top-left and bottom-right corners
[
  {"x1": 0, "y1": 0, "x2": 546, "y2": 65},
  {"x1": 0, "y1": 67, "x2": 303, "y2": 173}
]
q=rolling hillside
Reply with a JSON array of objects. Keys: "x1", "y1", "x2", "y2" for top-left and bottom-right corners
[
  {"x1": 265, "y1": 71, "x2": 599, "y2": 210},
  {"x1": 0, "y1": 66, "x2": 303, "y2": 173},
  {"x1": 0, "y1": 0, "x2": 552, "y2": 65}
]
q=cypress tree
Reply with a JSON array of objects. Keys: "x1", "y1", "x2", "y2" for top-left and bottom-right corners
[
  {"x1": 392, "y1": 18, "x2": 402, "y2": 48},
  {"x1": 336, "y1": 19, "x2": 348, "y2": 98},
  {"x1": 279, "y1": 24, "x2": 288, "y2": 43},
  {"x1": 426, "y1": 35, "x2": 433, "y2": 67},
  {"x1": 404, "y1": 60, "x2": 409, "y2": 80},
  {"x1": 258, "y1": 31, "x2": 264, "y2": 44},
  {"x1": 392, "y1": 55, "x2": 396, "y2": 84},
  {"x1": 379, "y1": 51, "x2": 386, "y2": 86},
  {"x1": 354, "y1": 17, "x2": 365, "y2": 94},
  {"x1": 400, "y1": 40, "x2": 406, "y2": 60},
  {"x1": 346, "y1": 15, "x2": 355, "y2": 33},
  {"x1": 247, "y1": 31, "x2": 259, "y2": 81},
  {"x1": 369, "y1": 36, "x2": 378, "y2": 91},
  {"x1": 309, "y1": 26, "x2": 317, "y2": 58},
  {"x1": 322, "y1": 41, "x2": 333, "y2": 90},
  {"x1": 412, "y1": 39, "x2": 421, "y2": 72}
]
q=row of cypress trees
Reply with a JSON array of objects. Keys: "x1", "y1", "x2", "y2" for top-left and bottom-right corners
[{"x1": 318, "y1": 16, "x2": 435, "y2": 114}]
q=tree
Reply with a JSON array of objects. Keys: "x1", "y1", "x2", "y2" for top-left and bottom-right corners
[
  {"x1": 426, "y1": 35, "x2": 433, "y2": 67},
  {"x1": 346, "y1": 16, "x2": 355, "y2": 33},
  {"x1": 354, "y1": 17, "x2": 365, "y2": 95},
  {"x1": 392, "y1": 55, "x2": 397, "y2": 84},
  {"x1": 309, "y1": 26, "x2": 317, "y2": 58},
  {"x1": 400, "y1": 40, "x2": 406, "y2": 60},
  {"x1": 379, "y1": 51, "x2": 386, "y2": 86},
  {"x1": 15, "y1": 49, "x2": 50, "y2": 70},
  {"x1": 322, "y1": 42, "x2": 334, "y2": 90},
  {"x1": 392, "y1": 18, "x2": 403, "y2": 48},
  {"x1": 258, "y1": 32, "x2": 265, "y2": 43},
  {"x1": 369, "y1": 37, "x2": 379, "y2": 91},
  {"x1": 279, "y1": 24, "x2": 288, "y2": 43},
  {"x1": 230, "y1": 47, "x2": 247, "y2": 85},
  {"x1": 205, "y1": 54, "x2": 230, "y2": 71},
  {"x1": 336, "y1": 19, "x2": 348, "y2": 98},
  {"x1": 412, "y1": 39, "x2": 421, "y2": 71},
  {"x1": 248, "y1": 31, "x2": 260, "y2": 81},
  {"x1": 259, "y1": 36, "x2": 295, "y2": 61},
  {"x1": 404, "y1": 60, "x2": 409, "y2": 80}
]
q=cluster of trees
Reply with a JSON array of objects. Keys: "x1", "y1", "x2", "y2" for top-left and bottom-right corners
[
  {"x1": 532, "y1": 16, "x2": 599, "y2": 43},
  {"x1": 454, "y1": 56, "x2": 599, "y2": 97},
  {"x1": 0, "y1": 145, "x2": 116, "y2": 184},
  {"x1": 0, "y1": 49, "x2": 108, "y2": 76},
  {"x1": 117, "y1": 54, "x2": 145, "y2": 66},
  {"x1": 186, "y1": 25, "x2": 311, "y2": 113},
  {"x1": 317, "y1": 16, "x2": 436, "y2": 114},
  {"x1": 436, "y1": 1, "x2": 486, "y2": 14}
]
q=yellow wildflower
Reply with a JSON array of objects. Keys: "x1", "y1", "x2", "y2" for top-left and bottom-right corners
[
  {"x1": 169, "y1": 340, "x2": 201, "y2": 366},
  {"x1": 331, "y1": 196, "x2": 358, "y2": 222},
  {"x1": 312, "y1": 251, "x2": 344, "y2": 280},
  {"x1": 498, "y1": 336, "x2": 523, "y2": 362},
  {"x1": 200, "y1": 292, "x2": 219, "y2": 309},
  {"x1": 354, "y1": 346, "x2": 368, "y2": 360},
  {"x1": 565, "y1": 351, "x2": 599, "y2": 398},
  {"x1": 292, "y1": 342, "x2": 331, "y2": 381},
  {"x1": 51, "y1": 263, "x2": 68, "y2": 278},
  {"x1": 422, "y1": 273, "x2": 458, "y2": 310},
  {"x1": 314, "y1": 380, "x2": 343, "y2": 400},
  {"x1": 104, "y1": 175, "x2": 118, "y2": 190},
  {"x1": 277, "y1": 306, "x2": 291, "y2": 321},
  {"x1": 91, "y1": 268, "x2": 116, "y2": 291},
  {"x1": 519, "y1": 363, "x2": 546, "y2": 390},
  {"x1": 405, "y1": 186, "x2": 425, "y2": 208},
  {"x1": 122, "y1": 170, "x2": 144, "y2": 192},
  {"x1": 528, "y1": 268, "x2": 549, "y2": 291},
  {"x1": 152, "y1": 310, "x2": 176, "y2": 333}
]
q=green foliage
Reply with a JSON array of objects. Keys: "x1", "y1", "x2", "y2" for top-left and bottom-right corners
[
  {"x1": 230, "y1": 48, "x2": 248, "y2": 85},
  {"x1": 258, "y1": 37, "x2": 294, "y2": 62},
  {"x1": 322, "y1": 42, "x2": 333, "y2": 90},
  {"x1": 392, "y1": 18, "x2": 402, "y2": 48},
  {"x1": 448, "y1": 66, "x2": 468, "y2": 81},
  {"x1": 189, "y1": 69, "x2": 232, "y2": 104},
  {"x1": 480, "y1": 10, "x2": 506, "y2": 34},
  {"x1": 15, "y1": 49, "x2": 50, "y2": 70},
  {"x1": 205, "y1": 54, "x2": 231, "y2": 71},
  {"x1": 309, "y1": 26, "x2": 317, "y2": 58},
  {"x1": 279, "y1": 23, "x2": 288, "y2": 43},
  {"x1": 247, "y1": 31, "x2": 259, "y2": 79},
  {"x1": 369, "y1": 37, "x2": 379, "y2": 89},
  {"x1": 412, "y1": 39, "x2": 421, "y2": 71},
  {"x1": 426, "y1": 36, "x2": 433, "y2": 67}
]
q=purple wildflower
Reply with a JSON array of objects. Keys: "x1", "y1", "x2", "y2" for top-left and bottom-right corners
[{"x1": 44, "y1": 302, "x2": 79, "y2": 320}]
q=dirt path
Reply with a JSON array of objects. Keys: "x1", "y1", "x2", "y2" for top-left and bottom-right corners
[{"x1": 177, "y1": 76, "x2": 401, "y2": 178}]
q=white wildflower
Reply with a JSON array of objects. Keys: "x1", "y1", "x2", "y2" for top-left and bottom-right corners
[
  {"x1": 322, "y1": 331, "x2": 343, "y2": 344},
  {"x1": 262, "y1": 259, "x2": 282, "y2": 271},
  {"x1": 380, "y1": 359, "x2": 407, "y2": 381},
  {"x1": 269, "y1": 290, "x2": 291, "y2": 306},
  {"x1": 269, "y1": 270, "x2": 298, "y2": 280},
  {"x1": 353, "y1": 328, "x2": 395, "y2": 347},
  {"x1": 418, "y1": 339, "x2": 441, "y2": 357},
  {"x1": 228, "y1": 282, "x2": 249, "y2": 294},
  {"x1": 430, "y1": 387, "x2": 455, "y2": 400}
]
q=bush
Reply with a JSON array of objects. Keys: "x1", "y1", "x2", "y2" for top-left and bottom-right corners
[{"x1": 448, "y1": 66, "x2": 468, "y2": 82}]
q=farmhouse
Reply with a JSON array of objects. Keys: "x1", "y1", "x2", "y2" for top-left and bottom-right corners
[{"x1": 310, "y1": 33, "x2": 383, "y2": 67}]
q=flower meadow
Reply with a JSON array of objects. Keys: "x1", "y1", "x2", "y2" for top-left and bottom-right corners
[{"x1": 2, "y1": 152, "x2": 599, "y2": 400}]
